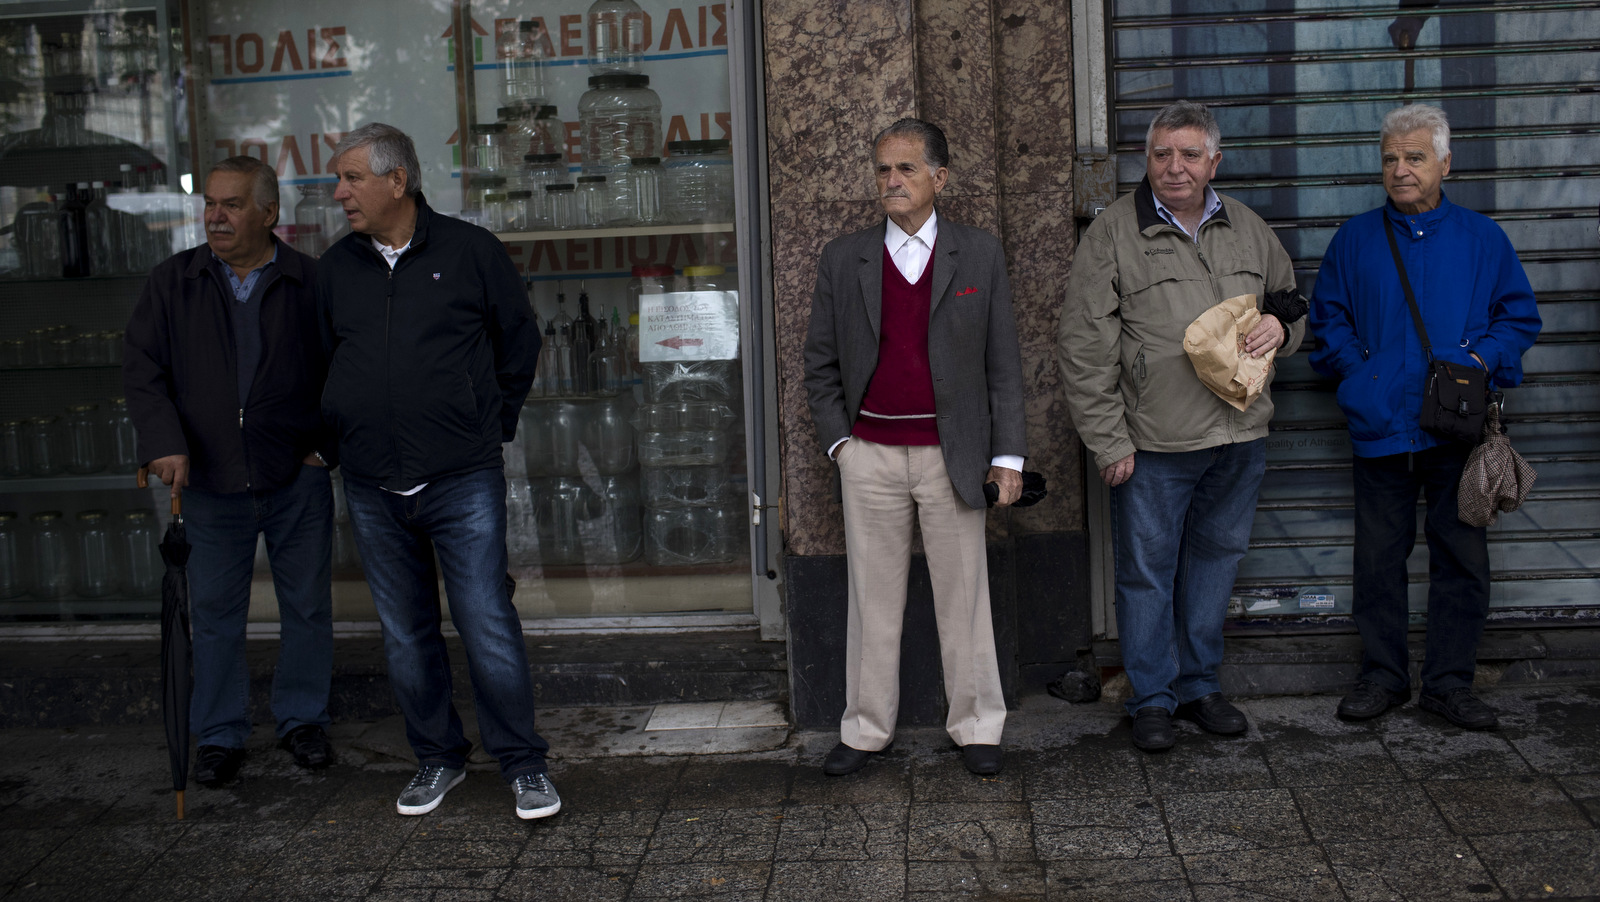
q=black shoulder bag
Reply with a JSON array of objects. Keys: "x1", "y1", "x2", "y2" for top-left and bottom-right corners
[{"x1": 1384, "y1": 221, "x2": 1489, "y2": 444}]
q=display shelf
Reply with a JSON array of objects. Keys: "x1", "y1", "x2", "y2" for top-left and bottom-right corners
[
  {"x1": 493, "y1": 222, "x2": 733, "y2": 242},
  {"x1": 0, "y1": 363, "x2": 123, "y2": 372},
  {"x1": 0, "y1": 472, "x2": 143, "y2": 493},
  {"x1": 0, "y1": 274, "x2": 151, "y2": 284}
]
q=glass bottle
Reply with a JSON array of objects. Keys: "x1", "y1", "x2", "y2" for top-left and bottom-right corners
[
  {"x1": 29, "y1": 511, "x2": 72, "y2": 599},
  {"x1": 293, "y1": 185, "x2": 327, "y2": 256},
  {"x1": 106, "y1": 398, "x2": 139, "y2": 474},
  {"x1": 74, "y1": 509, "x2": 116, "y2": 598},
  {"x1": 586, "y1": 0, "x2": 647, "y2": 76},
  {"x1": 117, "y1": 509, "x2": 162, "y2": 597},
  {"x1": 555, "y1": 324, "x2": 575, "y2": 396},
  {"x1": 495, "y1": 18, "x2": 527, "y2": 107},
  {"x1": 0, "y1": 512, "x2": 23, "y2": 599},
  {"x1": 85, "y1": 181, "x2": 117, "y2": 276},
  {"x1": 571, "y1": 285, "x2": 598, "y2": 394},
  {"x1": 533, "y1": 317, "x2": 559, "y2": 398},
  {"x1": 64, "y1": 403, "x2": 106, "y2": 474},
  {"x1": 57, "y1": 184, "x2": 91, "y2": 278},
  {"x1": 519, "y1": 19, "x2": 551, "y2": 105}
]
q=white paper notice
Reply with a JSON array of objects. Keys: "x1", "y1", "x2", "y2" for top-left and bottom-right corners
[{"x1": 639, "y1": 290, "x2": 738, "y2": 361}]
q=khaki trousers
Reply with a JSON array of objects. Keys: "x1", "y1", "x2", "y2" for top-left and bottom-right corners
[{"x1": 836, "y1": 438, "x2": 1007, "y2": 750}]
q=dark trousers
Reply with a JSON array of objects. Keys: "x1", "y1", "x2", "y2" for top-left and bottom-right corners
[{"x1": 1351, "y1": 443, "x2": 1491, "y2": 696}]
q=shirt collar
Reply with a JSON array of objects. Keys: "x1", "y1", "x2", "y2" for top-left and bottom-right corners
[
  {"x1": 1150, "y1": 186, "x2": 1223, "y2": 238},
  {"x1": 210, "y1": 243, "x2": 279, "y2": 276},
  {"x1": 884, "y1": 208, "x2": 938, "y2": 253}
]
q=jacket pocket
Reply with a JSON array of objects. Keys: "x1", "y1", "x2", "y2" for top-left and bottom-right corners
[{"x1": 1335, "y1": 351, "x2": 1405, "y2": 442}]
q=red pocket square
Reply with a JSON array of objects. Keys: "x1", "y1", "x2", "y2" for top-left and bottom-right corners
[{"x1": 956, "y1": 286, "x2": 979, "y2": 296}]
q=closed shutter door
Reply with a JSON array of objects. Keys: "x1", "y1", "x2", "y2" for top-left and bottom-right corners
[{"x1": 1104, "y1": 0, "x2": 1600, "y2": 626}]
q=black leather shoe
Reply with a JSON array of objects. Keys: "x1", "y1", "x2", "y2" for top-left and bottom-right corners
[
  {"x1": 1419, "y1": 688, "x2": 1499, "y2": 731},
  {"x1": 822, "y1": 741, "x2": 889, "y2": 776},
  {"x1": 1337, "y1": 680, "x2": 1410, "y2": 721},
  {"x1": 962, "y1": 744, "x2": 1003, "y2": 776},
  {"x1": 1131, "y1": 707, "x2": 1174, "y2": 752},
  {"x1": 195, "y1": 745, "x2": 246, "y2": 787},
  {"x1": 279, "y1": 724, "x2": 333, "y2": 769},
  {"x1": 1176, "y1": 692, "x2": 1248, "y2": 735}
]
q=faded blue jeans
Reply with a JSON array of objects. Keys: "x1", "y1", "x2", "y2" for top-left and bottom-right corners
[
  {"x1": 343, "y1": 466, "x2": 549, "y2": 780},
  {"x1": 185, "y1": 463, "x2": 334, "y2": 748},
  {"x1": 1110, "y1": 440, "x2": 1265, "y2": 716}
]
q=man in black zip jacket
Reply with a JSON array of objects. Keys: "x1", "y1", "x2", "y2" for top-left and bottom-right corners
[
  {"x1": 318, "y1": 123, "x2": 556, "y2": 820},
  {"x1": 124, "y1": 156, "x2": 335, "y2": 786}
]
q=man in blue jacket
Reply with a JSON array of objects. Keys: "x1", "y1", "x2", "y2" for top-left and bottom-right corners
[
  {"x1": 1310, "y1": 104, "x2": 1541, "y2": 731},
  {"x1": 320, "y1": 124, "x2": 555, "y2": 819},
  {"x1": 125, "y1": 156, "x2": 334, "y2": 785}
]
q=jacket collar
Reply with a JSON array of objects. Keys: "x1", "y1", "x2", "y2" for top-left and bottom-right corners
[
  {"x1": 1383, "y1": 190, "x2": 1454, "y2": 232},
  {"x1": 1134, "y1": 176, "x2": 1231, "y2": 235},
  {"x1": 184, "y1": 233, "x2": 306, "y2": 284},
  {"x1": 348, "y1": 191, "x2": 433, "y2": 262}
]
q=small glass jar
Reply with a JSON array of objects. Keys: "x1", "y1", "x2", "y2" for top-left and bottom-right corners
[
  {"x1": 663, "y1": 139, "x2": 735, "y2": 224},
  {"x1": 74, "y1": 509, "x2": 116, "y2": 598},
  {"x1": 106, "y1": 398, "x2": 139, "y2": 475},
  {"x1": 64, "y1": 403, "x2": 107, "y2": 475},
  {"x1": 26, "y1": 415, "x2": 66, "y2": 477},
  {"x1": 504, "y1": 190, "x2": 533, "y2": 231},
  {"x1": 482, "y1": 192, "x2": 509, "y2": 232},
  {"x1": 622, "y1": 157, "x2": 665, "y2": 225},
  {"x1": 545, "y1": 183, "x2": 577, "y2": 230},
  {"x1": 0, "y1": 339, "x2": 26, "y2": 368},
  {"x1": 29, "y1": 511, "x2": 72, "y2": 599},
  {"x1": 101, "y1": 331, "x2": 124, "y2": 365},
  {"x1": 575, "y1": 175, "x2": 610, "y2": 228},
  {"x1": 683, "y1": 263, "x2": 729, "y2": 292},
  {"x1": 0, "y1": 511, "x2": 24, "y2": 599},
  {"x1": 471, "y1": 122, "x2": 512, "y2": 174},
  {"x1": 24, "y1": 328, "x2": 50, "y2": 366},
  {"x1": 0, "y1": 420, "x2": 29, "y2": 477},
  {"x1": 45, "y1": 336, "x2": 74, "y2": 366},
  {"x1": 71, "y1": 332, "x2": 102, "y2": 365}
]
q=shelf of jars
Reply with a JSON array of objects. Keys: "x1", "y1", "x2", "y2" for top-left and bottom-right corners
[
  {"x1": 0, "y1": 472, "x2": 138, "y2": 493},
  {"x1": 490, "y1": 222, "x2": 732, "y2": 243}
]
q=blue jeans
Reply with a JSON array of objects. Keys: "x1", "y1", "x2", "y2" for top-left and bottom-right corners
[
  {"x1": 1352, "y1": 444, "x2": 1490, "y2": 696},
  {"x1": 184, "y1": 464, "x2": 334, "y2": 748},
  {"x1": 342, "y1": 466, "x2": 549, "y2": 779},
  {"x1": 1110, "y1": 440, "x2": 1265, "y2": 716}
]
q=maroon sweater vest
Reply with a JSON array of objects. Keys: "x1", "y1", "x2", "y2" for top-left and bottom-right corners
[{"x1": 852, "y1": 243, "x2": 940, "y2": 446}]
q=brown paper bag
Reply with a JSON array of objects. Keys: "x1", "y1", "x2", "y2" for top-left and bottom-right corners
[{"x1": 1183, "y1": 294, "x2": 1275, "y2": 411}]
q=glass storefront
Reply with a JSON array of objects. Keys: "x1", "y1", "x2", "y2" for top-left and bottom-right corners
[{"x1": 0, "y1": 0, "x2": 763, "y2": 624}]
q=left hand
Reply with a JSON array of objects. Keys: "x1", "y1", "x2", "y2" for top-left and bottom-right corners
[
  {"x1": 1244, "y1": 313, "x2": 1285, "y2": 358},
  {"x1": 303, "y1": 452, "x2": 327, "y2": 467},
  {"x1": 986, "y1": 466, "x2": 1022, "y2": 507}
]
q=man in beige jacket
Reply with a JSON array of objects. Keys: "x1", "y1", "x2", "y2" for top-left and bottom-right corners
[{"x1": 1058, "y1": 101, "x2": 1306, "y2": 751}]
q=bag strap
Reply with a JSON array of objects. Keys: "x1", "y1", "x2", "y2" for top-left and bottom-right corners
[{"x1": 1383, "y1": 217, "x2": 1434, "y2": 360}]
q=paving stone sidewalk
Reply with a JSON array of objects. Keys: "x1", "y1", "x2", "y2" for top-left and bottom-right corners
[{"x1": 3, "y1": 681, "x2": 1599, "y2": 901}]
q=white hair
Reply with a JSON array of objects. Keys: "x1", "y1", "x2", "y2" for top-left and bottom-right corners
[{"x1": 1381, "y1": 104, "x2": 1451, "y2": 160}]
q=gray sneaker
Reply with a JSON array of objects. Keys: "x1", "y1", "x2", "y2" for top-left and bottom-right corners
[
  {"x1": 396, "y1": 764, "x2": 465, "y2": 816},
  {"x1": 513, "y1": 772, "x2": 561, "y2": 820}
]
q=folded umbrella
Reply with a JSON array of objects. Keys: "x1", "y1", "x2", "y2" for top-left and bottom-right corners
[
  {"x1": 984, "y1": 470, "x2": 1048, "y2": 508},
  {"x1": 140, "y1": 468, "x2": 192, "y2": 820},
  {"x1": 1458, "y1": 399, "x2": 1537, "y2": 527}
]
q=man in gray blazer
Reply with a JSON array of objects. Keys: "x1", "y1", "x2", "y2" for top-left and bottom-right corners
[{"x1": 803, "y1": 118, "x2": 1028, "y2": 777}]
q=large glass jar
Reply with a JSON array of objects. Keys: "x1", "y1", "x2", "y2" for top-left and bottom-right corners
[
  {"x1": 26, "y1": 415, "x2": 66, "y2": 477},
  {"x1": 663, "y1": 140, "x2": 735, "y2": 224},
  {"x1": 498, "y1": 103, "x2": 538, "y2": 162},
  {"x1": 579, "y1": 471, "x2": 643, "y2": 564},
  {"x1": 578, "y1": 74, "x2": 661, "y2": 175},
  {"x1": 74, "y1": 510, "x2": 116, "y2": 598},
  {"x1": 586, "y1": 0, "x2": 646, "y2": 76},
  {"x1": 0, "y1": 512, "x2": 23, "y2": 599},
  {"x1": 106, "y1": 398, "x2": 139, "y2": 474},
  {"x1": 117, "y1": 510, "x2": 162, "y2": 597},
  {"x1": 531, "y1": 105, "x2": 564, "y2": 157},
  {"x1": 29, "y1": 511, "x2": 72, "y2": 599},
  {"x1": 64, "y1": 403, "x2": 107, "y2": 475}
]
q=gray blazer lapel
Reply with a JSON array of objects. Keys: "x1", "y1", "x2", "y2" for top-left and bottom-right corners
[
  {"x1": 928, "y1": 223, "x2": 957, "y2": 317},
  {"x1": 857, "y1": 229, "x2": 884, "y2": 341}
]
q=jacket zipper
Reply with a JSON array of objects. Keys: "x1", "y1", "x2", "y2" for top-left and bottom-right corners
[{"x1": 385, "y1": 267, "x2": 399, "y2": 486}]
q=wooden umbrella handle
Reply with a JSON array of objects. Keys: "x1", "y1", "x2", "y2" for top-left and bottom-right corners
[{"x1": 136, "y1": 467, "x2": 184, "y2": 518}]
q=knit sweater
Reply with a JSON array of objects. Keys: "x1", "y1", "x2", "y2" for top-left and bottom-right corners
[{"x1": 852, "y1": 245, "x2": 940, "y2": 446}]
